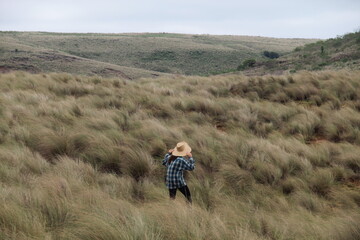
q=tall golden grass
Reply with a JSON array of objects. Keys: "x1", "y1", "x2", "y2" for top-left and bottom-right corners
[{"x1": 0, "y1": 70, "x2": 360, "y2": 239}]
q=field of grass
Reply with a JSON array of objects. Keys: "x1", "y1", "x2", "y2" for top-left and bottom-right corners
[
  {"x1": 0, "y1": 31, "x2": 317, "y2": 76},
  {"x1": 1, "y1": 70, "x2": 360, "y2": 239}
]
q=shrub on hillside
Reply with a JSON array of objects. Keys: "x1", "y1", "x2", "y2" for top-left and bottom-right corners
[
  {"x1": 237, "y1": 59, "x2": 256, "y2": 70},
  {"x1": 263, "y1": 51, "x2": 280, "y2": 59}
]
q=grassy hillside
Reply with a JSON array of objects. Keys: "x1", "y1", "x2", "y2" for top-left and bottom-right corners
[
  {"x1": 0, "y1": 37, "x2": 168, "y2": 79},
  {"x1": 1, "y1": 70, "x2": 360, "y2": 239},
  {"x1": 0, "y1": 31, "x2": 317, "y2": 76},
  {"x1": 240, "y1": 31, "x2": 360, "y2": 75}
]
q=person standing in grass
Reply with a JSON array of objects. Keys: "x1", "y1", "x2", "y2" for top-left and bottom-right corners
[{"x1": 162, "y1": 141, "x2": 195, "y2": 203}]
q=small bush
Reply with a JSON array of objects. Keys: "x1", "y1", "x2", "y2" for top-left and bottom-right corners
[
  {"x1": 237, "y1": 59, "x2": 256, "y2": 70},
  {"x1": 263, "y1": 51, "x2": 280, "y2": 59}
]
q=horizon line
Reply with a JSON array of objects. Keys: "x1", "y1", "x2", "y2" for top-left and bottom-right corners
[{"x1": 0, "y1": 29, "x2": 331, "y2": 40}]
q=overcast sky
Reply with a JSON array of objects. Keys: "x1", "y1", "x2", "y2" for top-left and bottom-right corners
[{"x1": 0, "y1": 0, "x2": 359, "y2": 38}]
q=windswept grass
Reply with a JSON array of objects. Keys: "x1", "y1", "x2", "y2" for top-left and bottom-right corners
[{"x1": 1, "y1": 70, "x2": 360, "y2": 239}]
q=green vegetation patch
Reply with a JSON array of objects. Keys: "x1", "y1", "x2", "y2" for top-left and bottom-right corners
[{"x1": 142, "y1": 50, "x2": 177, "y2": 61}]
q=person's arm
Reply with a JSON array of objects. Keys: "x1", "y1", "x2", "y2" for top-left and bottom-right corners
[
  {"x1": 162, "y1": 149, "x2": 173, "y2": 166},
  {"x1": 180, "y1": 153, "x2": 195, "y2": 171},
  {"x1": 162, "y1": 153, "x2": 171, "y2": 166}
]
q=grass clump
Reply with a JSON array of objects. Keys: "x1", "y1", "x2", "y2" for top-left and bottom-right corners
[{"x1": 120, "y1": 146, "x2": 155, "y2": 181}]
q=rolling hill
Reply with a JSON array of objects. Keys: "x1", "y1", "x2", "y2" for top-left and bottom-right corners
[
  {"x1": 239, "y1": 31, "x2": 360, "y2": 75},
  {"x1": 0, "y1": 37, "x2": 168, "y2": 79},
  {"x1": 0, "y1": 31, "x2": 317, "y2": 77}
]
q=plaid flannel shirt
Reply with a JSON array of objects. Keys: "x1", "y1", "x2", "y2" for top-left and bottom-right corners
[{"x1": 162, "y1": 153, "x2": 195, "y2": 189}]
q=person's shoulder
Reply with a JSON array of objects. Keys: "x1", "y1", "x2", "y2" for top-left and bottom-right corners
[
  {"x1": 178, "y1": 157, "x2": 188, "y2": 162},
  {"x1": 173, "y1": 156, "x2": 182, "y2": 161}
]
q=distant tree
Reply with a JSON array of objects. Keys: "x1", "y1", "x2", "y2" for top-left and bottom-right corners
[
  {"x1": 15, "y1": 49, "x2": 18, "y2": 52},
  {"x1": 270, "y1": 52, "x2": 280, "y2": 58},
  {"x1": 243, "y1": 59, "x2": 256, "y2": 67},
  {"x1": 237, "y1": 59, "x2": 256, "y2": 70},
  {"x1": 321, "y1": 46, "x2": 324, "y2": 54},
  {"x1": 263, "y1": 51, "x2": 279, "y2": 59}
]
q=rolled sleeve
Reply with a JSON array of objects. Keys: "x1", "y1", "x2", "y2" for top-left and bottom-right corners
[{"x1": 162, "y1": 153, "x2": 171, "y2": 166}]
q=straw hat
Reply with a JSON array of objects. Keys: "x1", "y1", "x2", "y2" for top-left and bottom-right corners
[{"x1": 172, "y1": 141, "x2": 192, "y2": 156}]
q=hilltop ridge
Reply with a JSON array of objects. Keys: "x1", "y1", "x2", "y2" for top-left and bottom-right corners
[
  {"x1": 0, "y1": 31, "x2": 317, "y2": 77},
  {"x1": 0, "y1": 37, "x2": 168, "y2": 79},
  {"x1": 239, "y1": 31, "x2": 360, "y2": 75}
]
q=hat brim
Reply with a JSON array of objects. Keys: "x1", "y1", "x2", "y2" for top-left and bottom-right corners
[{"x1": 172, "y1": 143, "x2": 191, "y2": 156}]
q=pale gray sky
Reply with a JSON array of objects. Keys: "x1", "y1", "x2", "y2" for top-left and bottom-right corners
[{"x1": 0, "y1": 0, "x2": 359, "y2": 38}]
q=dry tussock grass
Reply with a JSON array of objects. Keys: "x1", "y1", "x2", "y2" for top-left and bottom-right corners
[{"x1": 0, "y1": 70, "x2": 360, "y2": 239}]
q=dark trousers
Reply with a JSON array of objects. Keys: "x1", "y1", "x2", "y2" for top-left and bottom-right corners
[{"x1": 169, "y1": 185, "x2": 192, "y2": 203}]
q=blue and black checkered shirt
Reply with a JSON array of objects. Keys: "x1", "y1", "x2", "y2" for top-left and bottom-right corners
[{"x1": 162, "y1": 153, "x2": 195, "y2": 189}]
